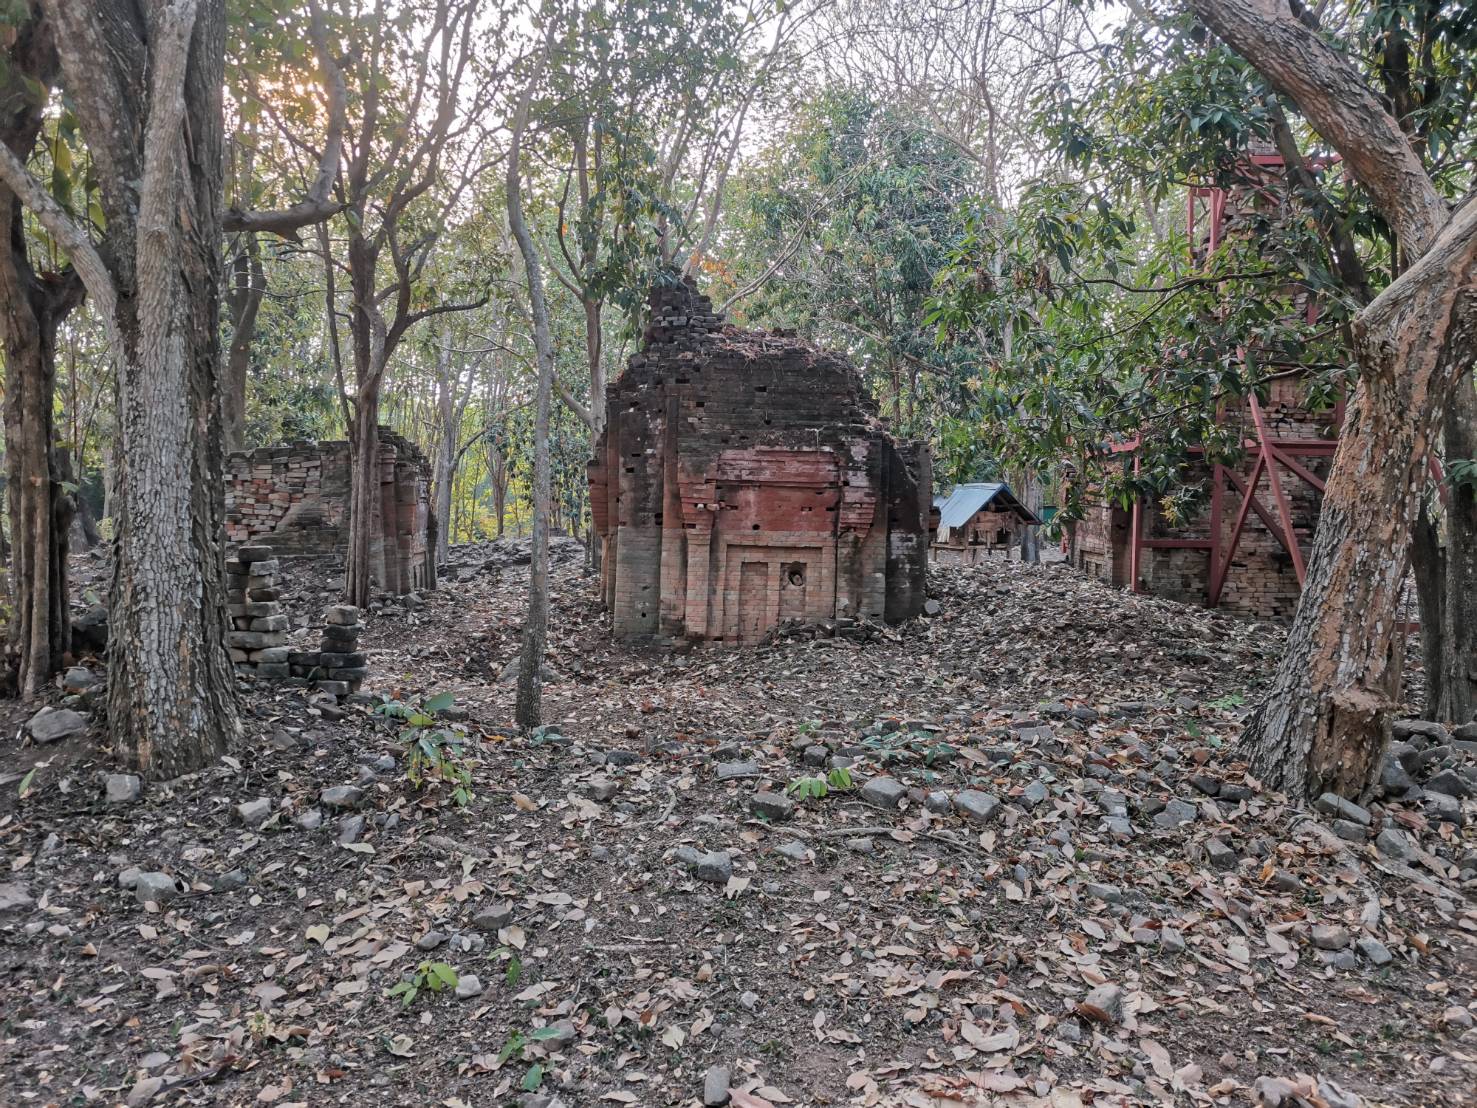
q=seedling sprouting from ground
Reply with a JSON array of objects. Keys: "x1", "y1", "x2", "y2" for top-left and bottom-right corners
[
  {"x1": 787, "y1": 766, "x2": 855, "y2": 800},
  {"x1": 375, "y1": 691, "x2": 474, "y2": 806},
  {"x1": 387, "y1": 960, "x2": 459, "y2": 1008}
]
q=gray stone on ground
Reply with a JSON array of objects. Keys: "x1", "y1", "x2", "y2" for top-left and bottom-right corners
[
  {"x1": 802, "y1": 744, "x2": 829, "y2": 767},
  {"x1": 473, "y1": 900, "x2": 515, "y2": 931},
  {"x1": 860, "y1": 776, "x2": 907, "y2": 809},
  {"x1": 1078, "y1": 983, "x2": 1124, "y2": 1024},
  {"x1": 1315, "y1": 792, "x2": 1372, "y2": 826},
  {"x1": 295, "y1": 808, "x2": 323, "y2": 831},
  {"x1": 922, "y1": 598, "x2": 942, "y2": 616},
  {"x1": 924, "y1": 790, "x2": 952, "y2": 814},
  {"x1": 1426, "y1": 768, "x2": 1474, "y2": 799},
  {"x1": 540, "y1": 1019, "x2": 577, "y2": 1049},
  {"x1": 1085, "y1": 882, "x2": 1122, "y2": 904},
  {"x1": 105, "y1": 774, "x2": 142, "y2": 805},
  {"x1": 1330, "y1": 819, "x2": 1367, "y2": 843},
  {"x1": 62, "y1": 666, "x2": 98, "y2": 693},
  {"x1": 714, "y1": 760, "x2": 760, "y2": 782},
  {"x1": 337, "y1": 814, "x2": 366, "y2": 845},
  {"x1": 1020, "y1": 780, "x2": 1049, "y2": 809},
  {"x1": 954, "y1": 789, "x2": 1000, "y2": 823},
  {"x1": 320, "y1": 785, "x2": 364, "y2": 809},
  {"x1": 703, "y1": 1065, "x2": 732, "y2": 1106},
  {"x1": 1311, "y1": 924, "x2": 1350, "y2": 951},
  {"x1": 0, "y1": 882, "x2": 34, "y2": 913},
  {"x1": 846, "y1": 836, "x2": 874, "y2": 854},
  {"x1": 587, "y1": 778, "x2": 618, "y2": 803},
  {"x1": 1205, "y1": 838, "x2": 1237, "y2": 871},
  {"x1": 692, "y1": 850, "x2": 733, "y2": 884},
  {"x1": 1356, "y1": 937, "x2": 1392, "y2": 966},
  {"x1": 235, "y1": 797, "x2": 273, "y2": 826},
  {"x1": 28, "y1": 706, "x2": 88, "y2": 744},
  {"x1": 775, "y1": 841, "x2": 809, "y2": 862},
  {"x1": 455, "y1": 974, "x2": 484, "y2": 999},
  {"x1": 1160, "y1": 927, "x2": 1186, "y2": 954},
  {"x1": 1375, "y1": 827, "x2": 1414, "y2": 860},
  {"x1": 750, "y1": 791, "x2": 794, "y2": 821},
  {"x1": 416, "y1": 930, "x2": 447, "y2": 951},
  {"x1": 1153, "y1": 798, "x2": 1197, "y2": 828},
  {"x1": 134, "y1": 872, "x2": 182, "y2": 907}
]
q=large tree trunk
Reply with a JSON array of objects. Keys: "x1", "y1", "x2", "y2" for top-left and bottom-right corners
[
  {"x1": 66, "y1": 0, "x2": 240, "y2": 776},
  {"x1": 345, "y1": 398, "x2": 381, "y2": 609},
  {"x1": 1189, "y1": 0, "x2": 1477, "y2": 799}
]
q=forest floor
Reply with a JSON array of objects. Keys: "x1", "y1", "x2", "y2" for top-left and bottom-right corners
[{"x1": 1, "y1": 544, "x2": 1474, "y2": 1108}]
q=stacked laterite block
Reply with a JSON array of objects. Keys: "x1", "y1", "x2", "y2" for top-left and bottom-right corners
[
  {"x1": 288, "y1": 605, "x2": 367, "y2": 698},
  {"x1": 588, "y1": 276, "x2": 930, "y2": 645},
  {"x1": 226, "y1": 546, "x2": 291, "y2": 676},
  {"x1": 224, "y1": 429, "x2": 435, "y2": 593}
]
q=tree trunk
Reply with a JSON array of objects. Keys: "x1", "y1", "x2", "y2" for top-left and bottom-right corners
[
  {"x1": 1434, "y1": 376, "x2": 1477, "y2": 722},
  {"x1": 345, "y1": 398, "x2": 381, "y2": 608},
  {"x1": 223, "y1": 233, "x2": 263, "y2": 453},
  {"x1": 0, "y1": 12, "x2": 80, "y2": 696},
  {"x1": 1411, "y1": 497, "x2": 1446, "y2": 718},
  {"x1": 1188, "y1": 0, "x2": 1477, "y2": 798},
  {"x1": 507, "y1": 71, "x2": 554, "y2": 731},
  {"x1": 91, "y1": 0, "x2": 239, "y2": 776}
]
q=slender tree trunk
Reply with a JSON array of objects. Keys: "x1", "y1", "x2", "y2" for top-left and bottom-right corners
[
  {"x1": 223, "y1": 233, "x2": 263, "y2": 453},
  {"x1": 1434, "y1": 376, "x2": 1477, "y2": 722},
  {"x1": 345, "y1": 397, "x2": 381, "y2": 608},
  {"x1": 0, "y1": 13, "x2": 80, "y2": 696},
  {"x1": 1412, "y1": 498, "x2": 1446, "y2": 718},
  {"x1": 507, "y1": 69, "x2": 555, "y2": 730}
]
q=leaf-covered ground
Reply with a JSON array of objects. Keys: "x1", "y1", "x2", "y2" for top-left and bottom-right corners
[{"x1": 2, "y1": 546, "x2": 1474, "y2": 1108}]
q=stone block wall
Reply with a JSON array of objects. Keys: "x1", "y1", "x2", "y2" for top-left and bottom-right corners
[
  {"x1": 589, "y1": 277, "x2": 930, "y2": 644},
  {"x1": 225, "y1": 429, "x2": 434, "y2": 594}
]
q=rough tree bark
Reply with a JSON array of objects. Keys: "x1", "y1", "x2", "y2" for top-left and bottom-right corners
[
  {"x1": 0, "y1": 9, "x2": 84, "y2": 696},
  {"x1": 506, "y1": 69, "x2": 556, "y2": 730},
  {"x1": 3, "y1": 0, "x2": 242, "y2": 776},
  {"x1": 1187, "y1": 0, "x2": 1477, "y2": 798},
  {"x1": 1431, "y1": 377, "x2": 1477, "y2": 722}
]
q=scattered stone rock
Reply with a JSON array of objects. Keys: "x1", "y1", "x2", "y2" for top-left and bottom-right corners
[
  {"x1": 1085, "y1": 882, "x2": 1122, "y2": 904},
  {"x1": 1375, "y1": 827, "x2": 1414, "y2": 860},
  {"x1": 416, "y1": 930, "x2": 447, "y2": 951},
  {"x1": 0, "y1": 882, "x2": 34, "y2": 913},
  {"x1": 1160, "y1": 927, "x2": 1186, "y2": 954},
  {"x1": 692, "y1": 850, "x2": 733, "y2": 884},
  {"x1": 846, "y1": 836, "x2": 874, "y2": 854},
  {"x1": 1356, "y1": 937, "x2": 1392, "y2": 966},
  {"x1": 1154, "y1": 798, "x2": 1197, "y2": 828},
  {"x1": 455, "y1": 974, "x2": 484, "y2": 999},
  {"x1": 954, "y1": 789, "x2": 1000, "y2": 823},
  {"x1": 337, "y1": 814, "x2": 366, "y2": 845},
  {"x1": 296, "y1": 808, "x2": 324, "y2": 831},
  {"x1": 1330, "y1": 818, "x2": 1367, "y2": 843},
  {"x1": 775, "y1": 841, "x2": 810, "y2": 862},
  {"x1": 134, "y1": 872, "x2": 183, "y2": 907},
  {"x1": 703, "y1": 1065, "x2": 732, "y2": 1106},
  {"x1": 28, "y1": 706, "x2": 88, "y2": 744},
  {"x1": 924, "y1": 789, "x2": 953, "y2": 814},
  {"x1": 1077, "y1": 983, "x2": 1123, "y2": 1024},
  {"x1": 320, "y1": 785, "x2": 364, "y2": 809},
  {"x1": 105, "y1": 774, "x2": 142, "y2": 805},
  {"x1": 473, "y1": 900, "x2": 515, "y2": 931},
  {"x1": 861, "y1": 776, "x2": 907, "y2": 809},
  {"x1": 1314, "y1": 792, "x2": 1371, "y2": 826},
  {"x1": 1020, "y1": 780, "x2": 1049, "y2": 808},
  {"x1": 802, "y1": 744, "x2": 829, "y2": 767},
  {"x1": 1205, "y1": 838, "x2": 1237, "y2": 870},
  {"x1": 587, "y1": 778, "x2": 618, "y2": 803},
  {"x1": 540, "y1": 1020, "x2": 577, "y2": 1049},
  {"x1": 1426, "y1": 768, "x2": 1473, "y2": 799},
  {"x1": 715, "y1": 761, "x2": 760, "y2": 781},
  {"x1": 235, "y1": 798, "x2": 272, "y2": 826},
  {"x1": 750, "y1": 791, "x2": 794, "y2": 821},
  {"x1": 1311, "y1": 924, "x2": 1350, "y2": 951}
]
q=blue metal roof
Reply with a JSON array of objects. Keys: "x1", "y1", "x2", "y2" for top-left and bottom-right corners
[{"x1": 934, "y1": 482, "x2": 1041, "y2": 527}]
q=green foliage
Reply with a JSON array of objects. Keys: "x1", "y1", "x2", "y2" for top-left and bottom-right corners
[
  {"x1": 786, "y1": 766, "x2": 854, "y2": 801},
  {"x1": 386, "y1": 960, "x2": 459, "y2": 1008},
  {"x1": 376, "y1": 693, "x2": 474, "y2": 807}
]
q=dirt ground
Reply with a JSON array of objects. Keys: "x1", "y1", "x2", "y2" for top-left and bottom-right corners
[{"x1": 1, "y1": 545, "x2": 1473, "y2": 1108}]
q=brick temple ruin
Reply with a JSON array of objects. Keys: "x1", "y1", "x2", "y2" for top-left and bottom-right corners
[
  {"x1": 589, "y1": 278, "x2": 930, "y2": 644},
  {"x1": 1069, "y1": 148, "x2": 1339, "y2": 619},
  {"x1": 224, "y1": 428, "x2": 435, "y2": 594}
]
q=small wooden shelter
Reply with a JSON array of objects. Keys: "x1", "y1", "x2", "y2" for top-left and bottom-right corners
[{"x1": 928, "y1": 482, "x2": 1040, "y2": 564}]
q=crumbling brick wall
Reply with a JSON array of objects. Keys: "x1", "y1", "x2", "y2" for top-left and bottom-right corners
[
  {"x1": 225, "y1": 428, "x2": 434, "y2": 593},
  {"x1": 589, "y1": 277, "x2": 930, "y2": 644}
]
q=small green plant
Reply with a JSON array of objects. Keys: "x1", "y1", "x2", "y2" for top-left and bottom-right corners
[
  {"x1": 376, "y1": 691, "x2": 474, "y2": 806},
  {"x1": 495, "y1": 1025, "x2": 573, "y2": 1090},
  {"x1": 796, "y1": 719, "x2": 820, "y2": 737},
  {"x1": 387, "y1": 960, "x2": 459, "y2": 1008},
  {"x1": 1208, "y1": 692, "x2": 1247, "y2": 710},
  {"x1": 786, "y1": 766, "x2": 854, "y2": 801}
]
